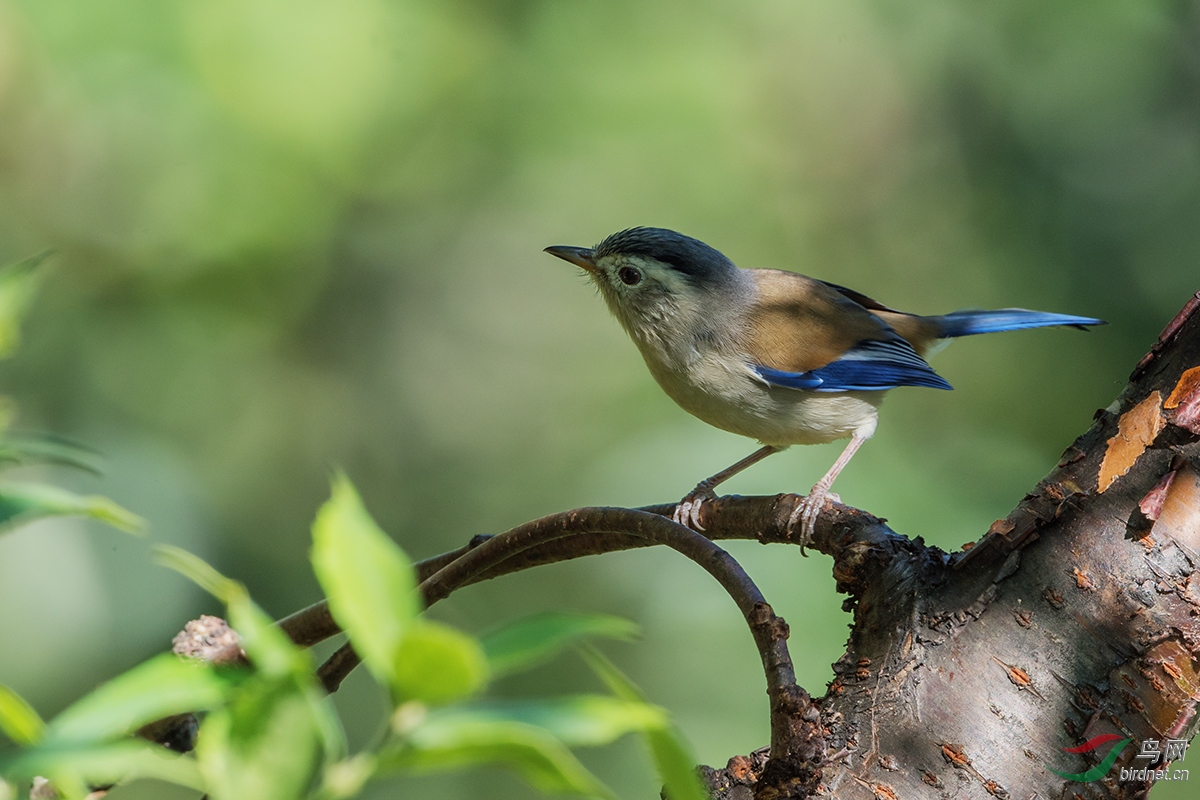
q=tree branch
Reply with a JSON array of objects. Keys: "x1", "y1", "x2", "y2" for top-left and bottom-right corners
[
  {"x1": 283, "y1": 501, "x2": 903, "y2": 651},
  {"x1": 315, "y1": 508, "x2": 818, "y2": 777}
]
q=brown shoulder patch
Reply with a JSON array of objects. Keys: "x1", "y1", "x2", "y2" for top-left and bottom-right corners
[{"x1": 744, "y1": 270, "x2": 892, "y2": 373}]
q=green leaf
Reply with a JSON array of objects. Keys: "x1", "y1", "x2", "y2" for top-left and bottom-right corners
[
  {"x1": 155, "y1": 545, "x2": 307, "y2": 678},
  {"x1": 155, "y1": 547, "x2": 342, "y2": 796},
  {"x1": 155, "y1": 544, "x2": 240, "y2": 600},
  {"x1": 641, "y1": 726, "x2": 707, "y2": 800},
  {"x1": 581, "y1": 648, "x2": 706, "y2": 800},
  {"x1": 392, "y1": 621, "x2": 488, "y2": 705},
  {"x1": 426, "y1": 695, "x2": 666, "y2": 748},
  {"x1": 0, "y1": 482, "x2": 142, "y2": 536},
  {"x1": 381, "y1": 717, "x2": 615, "y2": 799},
  {"x1": 306, "y1": 682, "x2": 349, "y2": 767},
  {"x1": 480, "y1": 613, "x2": 639, "y2": 677},
  {"x1": 196, "y1": 678, "x2": 323, "y2": 800},
  {"x1": 311, "y1": 474, "x2": 419, "y2": 686},
  {"x1": 0, "y1": 684, "x2": 44, "y2": 745},
  {"x1": 226, "y1": 600, "x2": 310, "y2": 681},
  {"x1": 579, "y1": 646, "x2": 640, "y2": 703},
  {"x1": 0, "y1": 251, "x2": 50, "y2": 361},
  {"x1": 0, "y1": 740, "x2": 205, "y2": 792},
  {"x1": 313, "y1": 754, "x2": 375, "y2": 800},
  {"x1": 47, "y1": 653, "x2": 239, "y2": 744},
  {"x1": 0, "y1": 434, "x2": 104, "y2": 475}
]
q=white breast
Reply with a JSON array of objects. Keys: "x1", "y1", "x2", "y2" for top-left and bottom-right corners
[{"x1": 636, "y1": 337, "x2": 882, "y2": 447}]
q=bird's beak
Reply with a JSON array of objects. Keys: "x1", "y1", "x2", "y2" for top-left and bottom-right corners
[{"x1": 544, "y1": 245, "x2": 597, "y2": 273}]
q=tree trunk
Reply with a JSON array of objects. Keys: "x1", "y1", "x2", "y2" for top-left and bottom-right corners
[{"x1": 703, "y1": 294, "x2": 1200, "y2": 799}]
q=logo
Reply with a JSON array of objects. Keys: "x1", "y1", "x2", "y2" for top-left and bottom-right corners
[
  {"x1": 1050, "y1": 735, "x2": 1190, "y2": 783},
  {"x1": 1050, "y1": 734, "x2": 1132, "y2": 782}
]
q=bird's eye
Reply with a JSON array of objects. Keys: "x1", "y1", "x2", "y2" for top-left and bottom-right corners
[{"x1": 617, "y1": 267, "x2": 642, "y2": 286}]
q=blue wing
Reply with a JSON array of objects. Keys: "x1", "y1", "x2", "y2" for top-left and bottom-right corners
[{"x1": 752, "y1": 338, "x2": 953, "y2": 392}]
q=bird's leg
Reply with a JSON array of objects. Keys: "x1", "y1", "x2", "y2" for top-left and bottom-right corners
[
  {"x1": 788, "y1": 435, "x2": 867, "y2": 554},
  {"x1": 674, "y1": 445, "x2": 781, "y2": 530}
]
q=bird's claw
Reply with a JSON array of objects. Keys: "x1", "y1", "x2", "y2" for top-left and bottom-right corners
[
  {"x1": 672, "y1": 485, "x2": 717, "y2": 530},
  {"x1": 787, "y1": 488, "x2": 834, "y2": 556}
]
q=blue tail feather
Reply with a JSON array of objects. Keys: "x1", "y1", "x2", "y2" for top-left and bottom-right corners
[{"x1": 934, "y1": 309, "x2": 1105, "y2": 338}]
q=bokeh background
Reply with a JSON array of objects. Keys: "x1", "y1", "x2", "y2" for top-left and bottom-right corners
[{"x1": 0, "y1": 1, "x2": 1196, "y2": 797}]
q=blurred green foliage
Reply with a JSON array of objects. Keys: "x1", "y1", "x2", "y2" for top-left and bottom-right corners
[
  {"x1": 1, "y1": 479, "x2": 699, "y2": 800},
  {"x1": 0, "y1": 255, "x2": 140, "y2": 535},
  {"x1": 0, "y1": 0, "x2": 1194, "y2": 797}
]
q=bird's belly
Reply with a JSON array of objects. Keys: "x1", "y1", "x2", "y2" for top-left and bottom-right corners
[{"x1": 644, "y1": 354, "x2": 882, "y2": 446}]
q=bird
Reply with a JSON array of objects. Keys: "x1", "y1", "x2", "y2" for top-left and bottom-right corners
[{"x1": 544, "y1": 227, "x2": 1104, "y2": 546}]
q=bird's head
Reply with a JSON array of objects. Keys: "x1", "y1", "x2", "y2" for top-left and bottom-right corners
[{"x1": 544, "y1": 227, "x2": 743, "y2": 342}]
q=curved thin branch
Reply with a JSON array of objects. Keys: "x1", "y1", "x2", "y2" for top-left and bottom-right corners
[
  {"x1": 277, "y1": 601, "x2": 340, "y2": 649},
  {"x1": 317, "y1": 642, "x2": 359, "y2": 694},
  {"x1": 316, "y1": 507, "x2": 815, "y2": 762},
  {"x1": 427, "y1": 509, "x2": 799, "y2": 713},
  {"x1": 286, "y1": 497, "x2": 906, "y2": 649}
]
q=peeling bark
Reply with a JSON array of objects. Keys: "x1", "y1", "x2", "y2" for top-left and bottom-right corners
[{"x1": 704, "y1": 291, "x2": 1200, "y2": 799}]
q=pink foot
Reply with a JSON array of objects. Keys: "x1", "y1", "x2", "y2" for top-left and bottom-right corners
[
  {"x1": 787, "y1": 488, "x2": 837, "y2": 554},
  {"x1": 673, "y1": 485, "x2": 716, "y2": 530}
]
